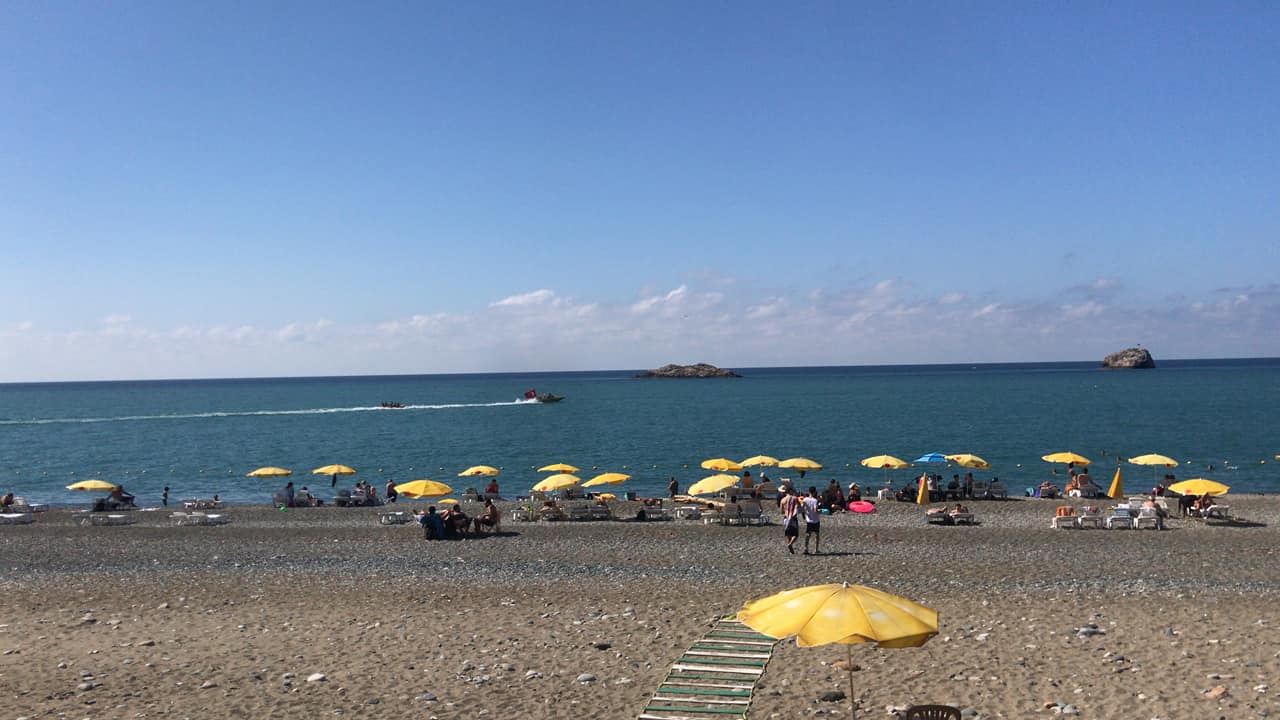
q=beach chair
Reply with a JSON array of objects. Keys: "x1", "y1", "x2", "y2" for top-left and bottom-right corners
[
  {"x1": 1051, "y1": 506, "x2": 1077, "y2": 529},
  {"x1": 588, "y1": 504, "x2": 613, "y2": 521},
  {"x1": 970, "y1": 479, "x2": 989, "y2": 499},
  {"x1": 10, "y1": 497, "x2": 46, "y2": 513},
  {"x1": 82, "y1": 513, "x2": 136, "y2": 527},
  {"x1": 0, "y1": 512, "x2": 35, "y2": 525},
  {"x1": 949, "y1": 509, "x2": 975, "y2": 525},
  {"x1": 1105, "y1": 506, "x2": 1134, "y2": 529},
  {"x1": 511, "y1": 506, "x2": 535, "y2": 522},
  {"x1": 1134, "y1": 506, "x2": 1162, "y2": 529},
  {"x1": 565, "y1": 502, "x2": 591, "y2": 521},
  {"x1": 736, "y1": 500, "x2": 768, "y2": 525},
  {"x1": 987, "y1": 480, "x2": 1008, "y2": 499},
  {"x1": 379, "y1": 511, "x2": 411, "y2": 525},
  {"x1": 1076, "y1": 506, "x2": 1103, "y2": 528},
  {"x1": 904, "y1": 705, "x2": 962, "y2": 720}
]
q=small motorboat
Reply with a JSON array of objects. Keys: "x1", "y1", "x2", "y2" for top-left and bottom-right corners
[
  {"x1": 523, "y1": 389, "x2": 564, "y2": 403},
  {"x1": 379, "y1": 401, "x2": 406, "y2": 409}
]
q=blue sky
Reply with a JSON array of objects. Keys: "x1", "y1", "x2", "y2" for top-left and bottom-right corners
[{"x1": 2, "y1": 1, "x2": 1277, "y2": 381}]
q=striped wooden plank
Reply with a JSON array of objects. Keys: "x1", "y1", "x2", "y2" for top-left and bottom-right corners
[{"x1": 641, "y1": 617, "x2": 779, "y2": 720}]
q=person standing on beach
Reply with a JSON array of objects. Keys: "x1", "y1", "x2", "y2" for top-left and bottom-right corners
[
  {"x1": 668, "y1": 477, "x2": 679, "y2": 497},
  {"x1": 385, "y1": 479, "x2": 398, "y2": 503},
  {"x1": 780, "y1": 487, "x2": 800, "y2": 554},
  {"x1": 162, "y1": 486, "x2": 169, "y2": 507},
  {"x1": 801, "y1": 487, "x2": 822, "y2": 555}
]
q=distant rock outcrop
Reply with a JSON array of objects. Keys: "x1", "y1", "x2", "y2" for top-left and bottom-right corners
[
  {"x1": 1102, "y1": 347, "x2": 1156, "y2": 369},
  {"x1": 634, "y1": 363, "x2": 741, "y2": 379}
]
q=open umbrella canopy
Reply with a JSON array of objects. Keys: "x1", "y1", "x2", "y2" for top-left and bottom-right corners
[
  {"x1": 597, "y1": 493, "x2": 617, "y2": 500},
  {"x1": 913, "y1": 452, "x2": 948, "y2": 464},
  {"x1": 779, "y1": 457, "x2": 822, "y2": 471},
  {"x1": 312, "y1": 464, "x2": 356, "y2": 476},
  {"x1": 533, "y1": 473, "x2": 580, "y2": 492},
  {"x1": 1168, "y1": 478, "x2": 1230, "y2": 496},
  {"x1": 582, "y1": 472, "x2": 630, "y2": 487},
  {"x1": 394, "y1": 480, "x2": 454, "y2": 498},
  {"x1": 458, "y1": 465, "x2": 501, "y2": 477},
  {"x1": 436, "y1": 498, "x2": 459, "y2": 505},
  {"x1": 738, "y1": 582, "x2": 938, "y2": 648},
  {"x1": 537, "y1": 463, "x2": 579, "y2": 473},
  {"x1": 740, "y1": 455, "x2": 780, "y2": 467},
  {"x1": 1128, "y1": 454, "x2": 1179, "y2": 467},
  {"x1": 66, "y1": 479, "x2": 118, "y2": 491},
  {"x1": 247, "y1": 466, "x2": 293, "y2": 478},
  {"x1": 701, "y1": 458, "x2": 744, "y2": 472},
  {"x1": 738, "y1": 582, "x2": 938, "y2": 719},
  {"x1": 1042, "y1": 451, "x2": 1091, "y2": 466},
  {"x1": 688, "y1": 474, "x2": 740, "y2": 496},
  {"x1": 945, "y1": 454, "x2": 991, "y2": 470},
  {"x1": 860, "y1": 455, "x2": 908, "y2": 469}
]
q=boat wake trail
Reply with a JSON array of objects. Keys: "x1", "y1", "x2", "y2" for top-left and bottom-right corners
[{"x1": 0, "y1": 400, "x2": 537, "y2": 426}]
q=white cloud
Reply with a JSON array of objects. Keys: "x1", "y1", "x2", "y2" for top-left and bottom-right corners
[
  {"x1": 3, "y1": 279, "x2": 1280, "y2": 381},
  {"x1": 491, "y1": 289, "x2": 555, "y2": 308}
]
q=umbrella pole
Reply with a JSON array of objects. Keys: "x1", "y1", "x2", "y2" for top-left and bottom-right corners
[{"x1": 848, "y1": 644, "x2": 856, "y2": 720}]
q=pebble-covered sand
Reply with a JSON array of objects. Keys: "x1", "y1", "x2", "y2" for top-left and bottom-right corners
[{"x1": 3, "y1": 495, "x2": 1279, "y2": 718}]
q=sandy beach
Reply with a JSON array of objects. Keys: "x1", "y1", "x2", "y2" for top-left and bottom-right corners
[{"x1": 3, "y1": 495, "x2": 1279, "y2": 719}]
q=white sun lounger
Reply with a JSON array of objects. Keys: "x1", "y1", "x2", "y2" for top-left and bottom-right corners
[
  {"x1": 1, "y1": 513, "x2": 36, "y2": 525},
  {"x1": 80, "y1": 513, "x2": 136, "y2": 526}
]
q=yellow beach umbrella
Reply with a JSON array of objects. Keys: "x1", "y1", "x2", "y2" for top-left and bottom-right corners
[
  {"x1": 459, "y1": 465, "x2": 501, "y2": 477},
  {"x1": 394, "y1": 479, "x2": 453, "y2": 499},
  {"x1": 1107, "y1": 465, "x2": 1124, "y2": 499},
  {"x1": 740, "y1": 455, "x2": 780, "y2": 467},
  {"x1": 66, "y1": 479, "x2": 118, "y2": 491},
  {"x1": 737, "y1": 582, "x2": 939, "y2": 719},
  {"x1": 1042, "y1": 452, "x2": 1091, "y2": 466},
  {"x1": 533, "y1": 473, "x2": 580, "y2": 492},
  {"x1": 436, "y1": 498, "x2": 459, "y2": 505},
  {"x1": 779, "y1": 457, "x2": 823, "y2": 478},
  {"x1": 1168, "y1": 478, "x2": 1230, "y2": 497},
  {"x1": 701, "y1": 458, "x2": 743, "y2": 472},
  {"x1": 915, "y1": 474, "x2": 929, "y2": 506},
  {"x1": 945, "y1": 454, "x2": 991, "y2": 470},
  {"x1": 312, "y1": 464, "x2": 356, "y2": 476},
  {"x1": 313, "y1": 464, "x2": 356, "y2": 488},
  {"x1": 583, "y1": 472, "x2": 630, "y2": 487},
  {"x1": 860, "y1": 455, "x2": 908, "y2": 469},
  {"x1": 688, "y1": 474, "x2": 740, "y2": 496},
  {"x1": 247, "y1": 466, "x2": 293, "y2": 478},
  {"x1": 1128, "y1": 453, "x2": 1178, "y2": 467},
  {"x1": 538, "y1": 463, "x2": 579, "y2": 473},
  {"x1": 1128, "y1": 453, "x2": 1179, "y2": 486}
]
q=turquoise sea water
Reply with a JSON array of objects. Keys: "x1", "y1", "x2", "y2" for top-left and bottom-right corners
[{"x1": 2, "y1": 360, "x2": 1278, "y2": 506}]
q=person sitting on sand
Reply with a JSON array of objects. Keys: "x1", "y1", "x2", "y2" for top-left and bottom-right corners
[
  {"x1": 385, "y1": 479, "x2": 398, "y2": 504},
  {"x1": 109, "y1": 484, "x2": 136, "y2": 509},
  {"x1": 418, "y1": 506, "x2": 445, "y2": 540},
  {"x1": 472, "y1": 499, "x2": 501, "y2": 535},
  {"x1": 441, "y1": 505, "x2": 469, "y2": 538},
  {"x1": 485, "y1": 478, "x2": 500, "y2": 498},
  {"x1": 1, "y1": 491, "x2": 13, "y2": 512}
]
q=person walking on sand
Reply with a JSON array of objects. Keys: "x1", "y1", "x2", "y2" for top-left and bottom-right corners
[
  {"x1": 780, "y1": 487, "x2": 800, "y2": 554},
  {"x1": 801, "y1": 486, "x2": 822, "y2": 555}
]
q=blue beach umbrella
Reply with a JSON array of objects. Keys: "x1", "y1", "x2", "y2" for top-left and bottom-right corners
[{"x1": 913, "y1": 453, "x2": 948, "y2": 464}]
